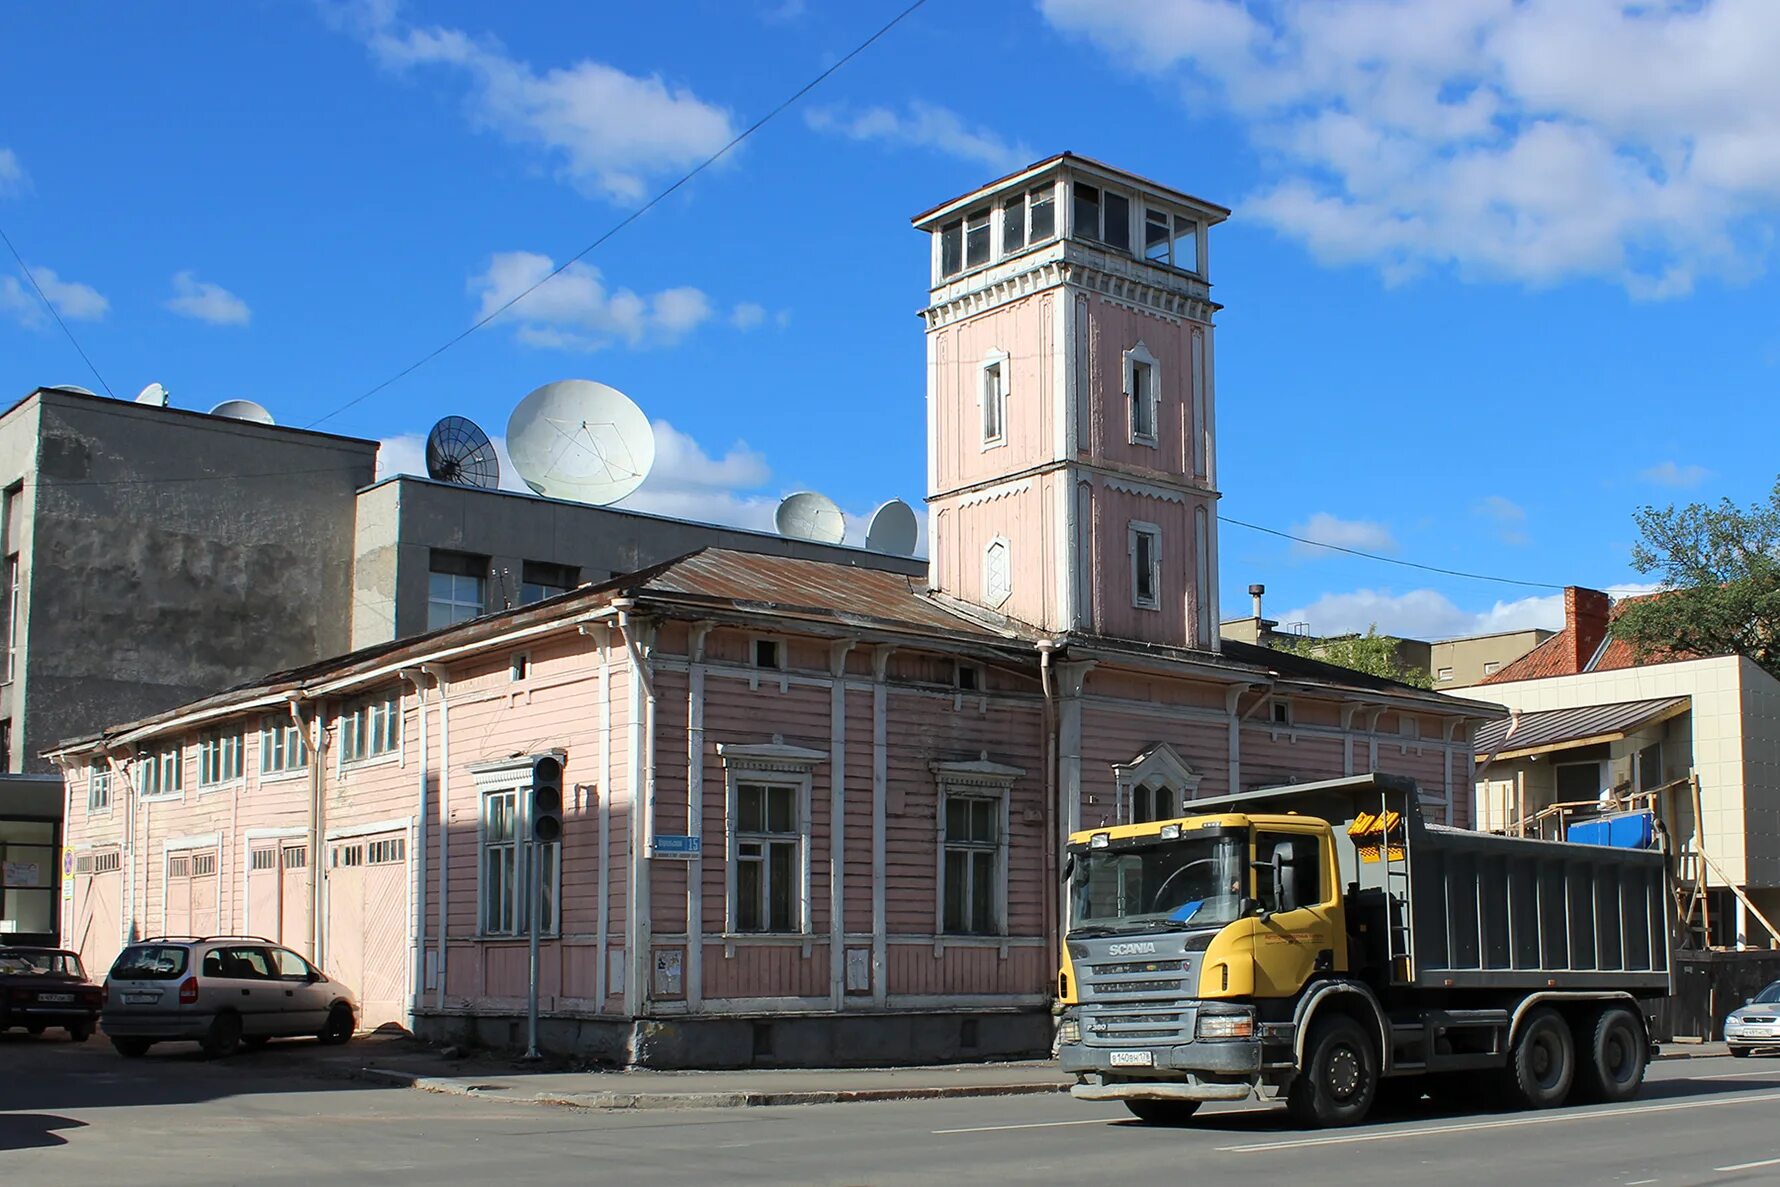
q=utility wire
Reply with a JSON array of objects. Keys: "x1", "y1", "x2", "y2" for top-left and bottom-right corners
[
  {"x1": 1, "y1": 223, "x2": 115, "y2": 398},
  {"x1": 305, "y1": 0, "x2": 934, "y2": 430}
]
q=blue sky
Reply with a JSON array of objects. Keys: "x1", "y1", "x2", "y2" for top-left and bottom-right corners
[{"x1": 3, "y1": 1, "x2": 1772, "y2": 640}]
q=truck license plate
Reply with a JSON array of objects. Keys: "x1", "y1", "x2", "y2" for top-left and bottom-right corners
[
  {"x1": 37, "y1": 993, "x2": 74, "y2": 1003},
  {"x1": 1109, "y1": 1051, "x2": 1153, "y2": 1067}
]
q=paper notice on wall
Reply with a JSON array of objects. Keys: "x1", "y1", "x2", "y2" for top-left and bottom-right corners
[
  {"x1": 4, "y1": 861, "x2": 41, "y2": 888},
  {"x1": 653, "y1": 950, "x2": 683, "y2": 997}
]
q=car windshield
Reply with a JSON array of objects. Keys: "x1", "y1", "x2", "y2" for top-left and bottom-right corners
[
  {"x1": 0, "y1": 950, "x2": 82, "y2": 977},
  {"x1": 1754, "y1": 982, "x2": 1780, "y2": 1005},
  {"x1": 110, "y1": 945, "x2": 189, "y2": 981},
  {"x1": 1069, "y1": 833, "x2": 1247, "y2": 935}
]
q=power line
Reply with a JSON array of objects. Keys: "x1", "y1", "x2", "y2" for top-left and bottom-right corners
[
  {"x1": 305, "y1": 0, "x2": 934, "y2": 430},
  {"x1": 1, "y1": 223, "x2": 115, "y2": 398}
]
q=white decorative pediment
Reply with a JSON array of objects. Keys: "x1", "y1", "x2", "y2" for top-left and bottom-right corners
[
  {"x1": 717, "y1": 739, "x2": 829, "y2": 773},
  {"x1": 1112, "y1": 742, "x2": 1201, "y2": 793},
  {"x1": 930, "y1": 756, "x2": 1026, "y2": 790},
  {"x1": 959, "y1": 480, "x2": 1032, "y2": 509},
  {"x1": 1105, "y1": 476, "x2": 1188, "y2": 505}
]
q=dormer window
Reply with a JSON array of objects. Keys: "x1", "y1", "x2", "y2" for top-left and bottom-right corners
[{"x1": 1144, "y1": 207, "x2": 1200, "y2": 273}]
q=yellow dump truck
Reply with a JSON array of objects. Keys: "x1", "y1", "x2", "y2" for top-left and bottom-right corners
[{"x1": 1055, "y1": 773, "x2": 1672, "y2": 1128}]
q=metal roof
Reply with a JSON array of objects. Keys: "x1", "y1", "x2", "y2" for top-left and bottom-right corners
[{"x1": 1474, "y1": 697, "x2": 1690, "y2": 759}]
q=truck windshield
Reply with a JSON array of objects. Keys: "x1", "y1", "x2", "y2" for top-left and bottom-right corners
[{"x1": 1070, "y1": 834, "x2": 1246, "y2": 934}]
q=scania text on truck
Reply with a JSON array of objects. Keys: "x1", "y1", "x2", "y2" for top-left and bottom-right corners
[{"x1": 1055, "y1": 773, "x2": 1671, "y2": 1127}]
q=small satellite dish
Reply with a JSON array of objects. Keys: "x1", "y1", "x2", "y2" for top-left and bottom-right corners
[
  {"x1": 776, "y1": 491, "x2": 846, "y2": 544},
  {"x1": 47, "y1": 384, "x2": 97, "y2": 396},
  {"x1": 209, "y1": 399, "x2": 275, "y2": 424},
  {"x1": 506, "y1": 379, "x2": 655, "y2": 505},
  {"x1": 425, "y1": 416, "x2": 500, "y2": 489},
  {"x1": 135, "y1": 382, "x2": 170, "y2": 407},
  {"x1": 864, "y1": 498, "x2": 919, "y2": 555}
]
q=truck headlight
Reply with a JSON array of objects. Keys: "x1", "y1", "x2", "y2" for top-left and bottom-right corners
[
  {"x1": 1197, "y1": 1013, "x2": 1255, "y2": 1040},
  {"x1": 1057, "y1": 1018, "x2": 1081, "y2": 1045}
]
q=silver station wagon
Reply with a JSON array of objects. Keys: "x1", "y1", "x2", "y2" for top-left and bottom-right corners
[{"x1": 102, "y1": 936, "x2": 358, "y2": 1058}]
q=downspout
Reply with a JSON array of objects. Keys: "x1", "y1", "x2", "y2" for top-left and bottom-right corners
[
  {"x1": 612, "y1": 599, "x2": 655, "y2": 1021},
  {"x1": 420, "y1": 663, "x2": 451, "y2": 1011},
  {"x1": 579, "y1": 623, "x2": 612, "y2": 1010},
  {"x1": 288, "y1": 696, "x2": 325, "y2": 966},
  {"x1": 1037, "y1": 640, "x2": 1060, "y2": 981},
  {"x1": 103, "y1": 746, "x2": 136, "y2": 944},
  {"x1": 400, "y1": 668, "x2": 431, "y2": 1030}
]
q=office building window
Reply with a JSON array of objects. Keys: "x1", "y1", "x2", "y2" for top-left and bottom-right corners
[
  {"x1": 428, "y1": 551, "x2": 487, "y2": 630},
  {"x1": 520, "y1": 560, "x2": 579, "y2": 605}
]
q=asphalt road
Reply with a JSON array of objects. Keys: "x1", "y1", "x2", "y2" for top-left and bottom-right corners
[{"x1": 6, "y1": 1035, "x2": 1780, "y2": 1186}]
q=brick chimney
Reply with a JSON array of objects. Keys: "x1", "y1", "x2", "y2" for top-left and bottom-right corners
[{"x1": 1564, "y1": 586, "x2": 1611, "y2": 673}]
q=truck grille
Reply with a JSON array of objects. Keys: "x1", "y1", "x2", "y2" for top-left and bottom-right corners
[{"x1": 1078, "y1": 1002, "x2": 1196, "y2": 1045}]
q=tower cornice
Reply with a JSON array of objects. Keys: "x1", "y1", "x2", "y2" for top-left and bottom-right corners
[{"x1": 920, "y1": 243, "x2": 1222, "y2": 332}]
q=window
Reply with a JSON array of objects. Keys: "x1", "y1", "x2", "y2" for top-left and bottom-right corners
[
  {"x1": 427, "y1": 551, "x2": 487, "y2": 630},
  {"x1": 138, "y1": 746, "x2": 183, "y2": 798},
  {"x1": 1255, "y1": 833, "x2": 1324, "y2": 914},
  {"x1": 520, "y1": 560, "x2": 578, "y2": 605},
  {"x1": 943, "y1": 794, "x2": 1000, "y2": 934},
  {"x1": 981, "y1": 357, "x2": 1007, "y2": 445},
  {"x1": 939, "y1": 219, "x2": 963, "y2": 277},
  {"x1": 198, "y1": 731, "x2": 244, "y2": 786},
  {"x1": 1143, "y1": 207, "x2": 1199, "y2": 272},
  {"x1": 282, "y1": 846, "x2": 307, "y2": 870},
  {"x1": 1073, "y1": 183, "x2": 1101, "y2": 242},
  {"x1": 1003, "y1": 185, "x2": 1056, "y2": 253},
  {"x1": 340, "y1": 695, "x2": 400, "y2": 763},
  {"x1": 510, "y1": 653, "x2": 530, "y2": 682},
  {"x1": 1132, "y1": 783, "x2": 1175, "y2": 824},
  {"x1": 964, "y1": 207, "x2": 991, "y2": 268},
  {"x1": 753, "y1": 639, "x2": 782, "y2": 670},
  {"x1": 1126, "y1": 347, "x2": 1158, "y2": 444},
  {"x1": 734, "y1": 783, "x2": 800, "y2": 933},
  {"x1": 1073, "y1": 183, "x2": 1130, "y2": 250},
  {"x1": 1129, "y1": 523, "x2": 1161, "y2": 610},
  {"x1": 3, "y1": 552, "x2": 16, "y2": 684},
  {"x1": 368, "y1": 837, "x2": 406, "y2": 864},
  {"x1": 480, "y1": 787, "x2": 559, "y2": 936},
  {"x1": 1556, "y1": 761, "x2": 1602, "y2": 801},
  {"x1": 332, "y1": 844, "x2": 364, "y2": 868},
  {"x1": 955, "y1": 662, "x2": 981, "y2": 692},
  {"x1": 192, "y1": 852, "x2": 216, "y2": 877},
  {"x1": 1482, "y1": 660, "x2": 1500, "y2": 675},
  {"x1": 249, "y1": 848, "x2": 278, "y2": 871},
  {"x1": 1436, "y1": 667, "x2": 1455, "y2": 682},
  {"x1": 1271, "y1": 699, "x2": 1292, "y2": 726},
  {"x1": 271, "y1": 948, "x2": 315, "y2": 981},
  {"x1": 1637, "y1": 742, "x2": 1665, "y2": 792},
  {"x1": 260, "y1": 717, "x2": 308, "y2": 774},
  {"x1": 1003, "y1": 193, "x2": 1027, "y2": 253},
  {"x1": 88, "y1": 765, "x2": 112, "y2": 813},
  {"x1": 91, "y1": 851, "x2": 120, "y2": 874}
]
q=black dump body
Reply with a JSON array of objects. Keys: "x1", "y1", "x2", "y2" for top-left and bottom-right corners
[{"x1": 1185, "y1": 773, "x2": 1673, "y2": 995}]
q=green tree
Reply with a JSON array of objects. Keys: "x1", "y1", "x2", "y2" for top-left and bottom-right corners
[
  {"x1": 1612, "y1": 478, "x2": 1780, "y2": 678},
  {"x1": 1274, "y1": 625, "x2": 1432, "y2": 689}
]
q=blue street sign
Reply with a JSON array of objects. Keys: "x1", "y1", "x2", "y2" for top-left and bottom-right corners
[{"x1": 651, "y1": 834, "x2": 701, "y2": 858}]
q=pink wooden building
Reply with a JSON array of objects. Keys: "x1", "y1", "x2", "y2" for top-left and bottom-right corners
[{"x1": 51, "y1": 156, "x2": 1501, "y2": 1065}]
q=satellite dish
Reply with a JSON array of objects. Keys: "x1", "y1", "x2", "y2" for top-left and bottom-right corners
[
  {"x1": 864, "y1": 498, "x2": 919, "y2": 555},
  {"x1": 48, "y1": 384, "x2": 96, "y2": 396},
  {"x1": 135, "y1": 382, "x2": 169, "y2": 407},
  {"x1": 506, "y1": 379, "x2": 655, "y2": 505},
  {"x1": 776, "y1": 492, "x2": 846, "y2": 544},
  {"x1": 209, "y1": 399, "x2": 275, "y2": 425},
  {"x1": 425, "y1": 416, "x2": 500, "y2": 489}
]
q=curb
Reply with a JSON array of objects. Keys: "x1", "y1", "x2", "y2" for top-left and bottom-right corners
[{"x1": 353, "y1": 1067, "x2": 1070, "y2": 1110}]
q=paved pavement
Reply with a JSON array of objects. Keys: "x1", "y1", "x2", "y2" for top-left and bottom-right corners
[{"x1": 6, "y1": 1032, "x2": 1778, "y2": 1185}]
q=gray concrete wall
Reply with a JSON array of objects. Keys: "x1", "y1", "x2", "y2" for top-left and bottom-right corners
[
  {"x1": 20, "y1": 389, "x2": 377, "y2": 767},
  {"x1": 0, "y1": 398, "x2": 43, "y2": 768},
  {"x1": 352, "y1": 477, "x2": 929, "y2": 647}
]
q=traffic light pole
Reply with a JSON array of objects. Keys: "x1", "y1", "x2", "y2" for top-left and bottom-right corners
[
  {"x1": 522, "y1": 754, "x2": 563, "y2": 1063},
  {"x1": 525, "y1": 836, "x2": 541, "y2": 1060}
]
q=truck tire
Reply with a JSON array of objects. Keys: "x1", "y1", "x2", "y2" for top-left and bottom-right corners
[
  {"x1": 1123, "y1": 1099, "x2": 1201, "y2": 1125},
  {"x1": 1287, "y1": 1015, "x2": 1377, "y2": 1128},
  {"x1": 1573, "y1": 1007, "x2": 1646, "y2": 1103},
  {"x1": 1506, "y1": 1007, "x2": 1574, "y2": 1109}
]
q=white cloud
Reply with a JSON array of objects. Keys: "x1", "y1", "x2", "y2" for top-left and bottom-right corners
[
  {"x1": 1641, "y1": 460, "x2": 1712, "y2": 488},
  {"x1": 0, "y1": 148, "x2": 25, "y2": 197},
  {"x1": 165, "y1": 271, "x2": 251, "y2": 326},
  {"x1": 1289, "y1": 511, "x2": 1396, "y2": 559},
  {"x1": 1, "y1": 265, "x2": 108, "y2": 328},
  {"x1": 355, "y1": 8, "x2": 735, "y2": 203},
  {"x1": 469, "y1": 250, "x2": 714, "y2": 351},
  {"x1": 1277, "y1": 580, "x2": 1666, "y2": 640},
  {"x1": 806, "y1": 102, "x2": 1031, "y2": 171},
  {"x1": 1038, "y1": 0, "x2": 1780, "y2": 296},
  {"x1": 730, "y1": 302, "x2": 767, "y2": 330},
  {"x1": 1472, "y1": 494, "x2": 1529, "y2": 546}
]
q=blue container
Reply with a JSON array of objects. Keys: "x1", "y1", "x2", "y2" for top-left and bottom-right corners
[{"x1": 1567, "y1": 811, "x2": 1655, "y2": 850}]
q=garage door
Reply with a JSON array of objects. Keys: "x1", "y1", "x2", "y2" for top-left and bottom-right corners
[
  {"x1": 245, "y1": 842, "x2": 315, "y2": 957},
  {"x1": 70, "y1": 851, "x2": 122, "y2": 978},
  {"x1": 324, "y1": 833, "x2": 409, "y2": 1030},
  {"x1": 164, "y1": 853, "x2": 192, "y2": 936}
]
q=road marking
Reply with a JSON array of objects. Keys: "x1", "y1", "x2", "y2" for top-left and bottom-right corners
[
  {"x1": 1624, "y1": 1179, "x2": 1658, "y2": 1185},
  {"x1": 1715, "y1": 1156, "x2": 1780, "y2": 1172},
  {"x1": 1697, "y1": 1069, "x2": 1780, "y2": 1081},
  {"x1": 1217, "y1": 1090, "x2": 1780, "y2": 1153}
]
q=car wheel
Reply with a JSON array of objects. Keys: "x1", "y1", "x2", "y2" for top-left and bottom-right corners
[
  {"x1": 317, "y1": 1004, "x2": 354, "y2": 1046},
  {"x1": 1506, "y1": 1008, "x2": 1574, "y2": 1109},
  {"x1": 67, "y1": 1022, "x2": 92, "y2": 1043},
  {"x1": 201, "y1": 1012, "x2": 243, "y2": 1059},
  {"x1": 1731, "y1": 1046, "x2": 1752, "y2": 1058},
  {"x1": 1287, "y1": 1015, "x2": 1377, "y2": 1128},
  {"x1": 111, "y1": 1037, "x2": 152, "y2": 1058},
  {"x1": 1122, "y1": 1099, "x2": 1201, "y2": 1125},
  {"x1": 1573, "y1": 1007, "x2": 1646, "y2": 1103}
]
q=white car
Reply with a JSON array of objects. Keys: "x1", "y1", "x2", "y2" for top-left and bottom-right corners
[{"x1": 1724, "y1": 980, "x2": 1780, "y2": 1057}]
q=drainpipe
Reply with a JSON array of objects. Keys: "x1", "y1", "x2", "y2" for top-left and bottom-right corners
[
  {"x1": 288, "y1": 696, "x2": 325, "y2": 966},
  {"x1": 400, "y1": 668, "x2": 431, "y2": 1030},
  {"x1": 101, "y1": 746, "x2": 135, "y2": 945},
  {"x1": 1037, "y1": 640, "x2": 1060, "y2": 977},
  {"x1": 611, "y1": 599, "x2": 654, "y2": 1021},
  {"x1": 421, "y1": 663, "x2": 451, "y2": 1010}
]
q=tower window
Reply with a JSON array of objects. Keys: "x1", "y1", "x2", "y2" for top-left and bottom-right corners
[
  {"x1": 965, "y1": 208, "x2": 991, "y2": 269},
  {"x1": 1073, "y1": 183, "x2": 1101, "y2": 243},
  {"x1": 1003, "y1": 194, "x2": 1026, "y2": 254},
  {"x1": 1129, "y1": 523, "x2": 1161, "y2": 611},
  {"x1": 940, "y1": 220, "x2": 963, "y2": 277},
  {"x1": 1125, "y1": 344, "x2": 1160, "y2": 446},
  {"x1": 981, "y1": 357, "x2": 1007, "y2": 445},
  {"x1": 1029, "y1": 185, "x2": 1055, "y2": 241},
  {"x1": 1102, "y1": 192, "x2": 1130, "y2": 251},
  {"x1": 1144, "y1": 207, "x2": 1200, "y2": 273}
]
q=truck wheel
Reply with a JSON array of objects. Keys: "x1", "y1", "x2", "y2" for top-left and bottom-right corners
[
  {"x1": 1730, "y1": 1047, "x2": 1752, "y2": 1059},
  {"x1": 1573, "y1": 1007, "x2": 1645, "y2": 1103},
  {"x1": 1123, "y1": 1099, "x2": 1201, "y2": 1125},
  {"x1": 1287, "y1": 1015, "x2": 1377, "y2": 1128},
  {"x1": 1507, "y1": 1007, "x2": 1574, "y2": 1109}
]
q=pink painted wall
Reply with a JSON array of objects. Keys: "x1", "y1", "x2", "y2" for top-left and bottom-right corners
[{"x1": 929, "y1": 293, "x2": 1059, "y2": 492}]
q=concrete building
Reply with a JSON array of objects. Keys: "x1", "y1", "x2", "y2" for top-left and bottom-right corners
[
  {"x1": 1, "y1": 773, "x2": 65, "y2": 945},
  {"x1": 0, "y1": 386, "x2": 379, "y2": 775},
  {"x1": 1431, "y1": 628, "x2": 1555, "y2": 689},
  {"x1": 51, "y1": 154, "x2": 1502, "y2": 1064}
]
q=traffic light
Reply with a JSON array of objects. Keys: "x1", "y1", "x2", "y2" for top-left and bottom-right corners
[{"x1": 531, "y1": 755, "x2": 564, "y2": 843}]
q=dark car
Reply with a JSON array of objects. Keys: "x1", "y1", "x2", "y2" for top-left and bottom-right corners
[{"x1": 0, "y1": 946, "x2": 102, "y2": 1041}]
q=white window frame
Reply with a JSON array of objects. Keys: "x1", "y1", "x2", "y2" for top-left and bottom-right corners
[
  {"x1": 717, "y1": 741, "x2": 825, "y2": 938},
  {"x1": 339, "y1": 694, "x2": 401, "y2": 765},
  {"x1": 1113, "y1": 743, "x2": 1202, "y2": 827},
  {"x1": 1128, "y1": 521, "x2": 1162, "y2": 611},
  {"x1": 930, "y1": 758, "x2": 1022, "y2": 940},
  {"x1": 197, "y1": 730, "x2": 244, "y2": 788},
  {"x1": 979, "y1": 350, "x2": 1009, "y2": 448},
  {"x1": 260, "y1": 716, "x2": 308, "y2": 776},
  {"x1": 4, "y1": 553, "x2": 17, "y2": 685},
  {"x1": 137, "y1": 745, "x2": 183, "y2": 800},
  {"x1": 473, "y1": 762, "x2": 563, "y2": 939},
  {"x1": 982, "y1": 536, "x2": 1012, "y2": 609},
  {"x1": 88, "y1": 764, "x2": 112, "y2": 814},
  {"x1": 1125, "y1": 342, "x2": 1160, "y2": 446},
  {"x1": 1193, "y1": 505, "x2": 1213, "y2": 648},
  {"x1": 427, "y1": 553, "x2": 487, "y2": 631},
  {"x1": 750, "y1": 635, "x2": 785, "y2": 671}
]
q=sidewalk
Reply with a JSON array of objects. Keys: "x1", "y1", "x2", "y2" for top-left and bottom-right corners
[{"x1": 321, "y1": 1035, "x2": 1733, "y2": 1112}]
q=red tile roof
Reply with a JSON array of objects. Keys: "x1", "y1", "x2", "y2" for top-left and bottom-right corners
[{"x1": 1479, "y1": 591, "x2": 1697, "y2": 684}]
